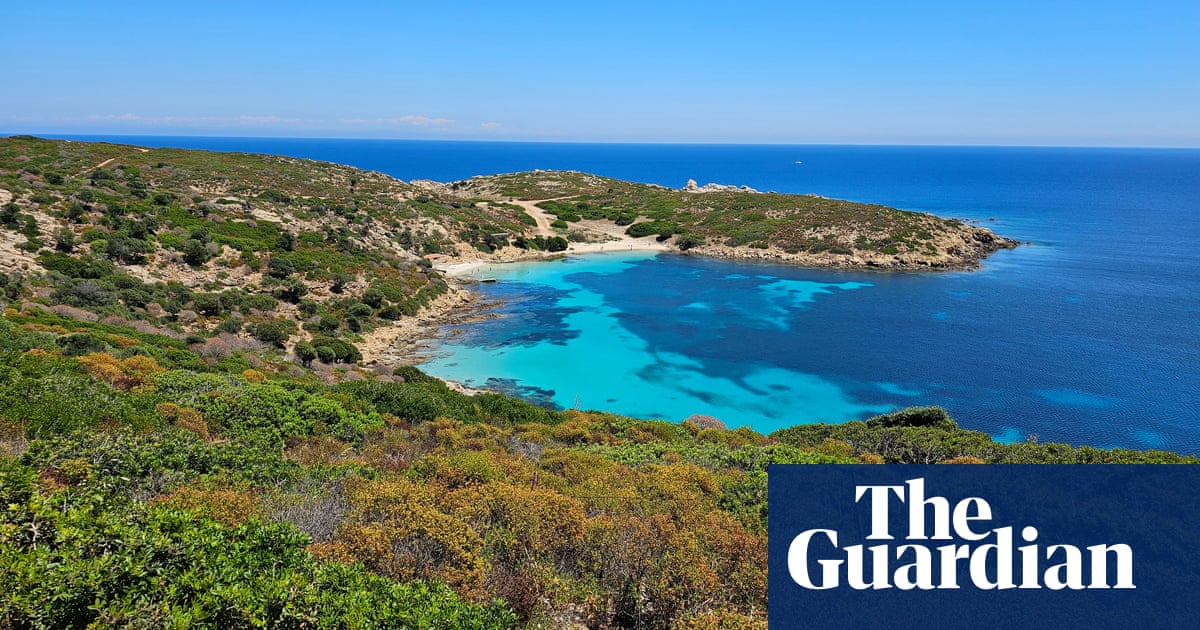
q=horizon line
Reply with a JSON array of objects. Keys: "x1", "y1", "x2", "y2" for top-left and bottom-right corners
[{"x1": 5, "y1": 131, "x2": 1199, "y2": 152}]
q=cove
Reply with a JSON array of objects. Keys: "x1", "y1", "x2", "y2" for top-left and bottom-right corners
[
  {"x1": 417, "y1": 248, "x2": 1198, "y2": 452},
  {"x1": 422, "y1": 251, "x2": 887, "y2": 434}
]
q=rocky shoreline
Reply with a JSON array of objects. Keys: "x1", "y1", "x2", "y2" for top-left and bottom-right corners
[{"x1": 686, "y1": 226, "x2": 1019, "y2": 270}]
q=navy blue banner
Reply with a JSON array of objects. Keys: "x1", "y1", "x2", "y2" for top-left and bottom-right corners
[{"x1": 768, "y1": 465, "x2": 1200, "y2": 629}]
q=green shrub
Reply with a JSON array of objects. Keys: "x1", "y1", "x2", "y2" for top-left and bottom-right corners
[
  {"x1": 182, "y1": 238, "x2": 211, "y2": 266},
  {"x1": 361, "y1": 288, "x2": 386, "y2": 309},
  {"x1": 298, "y1": 299, "x2": 320, "y2": 317},
  {"x1": 626, "y1": 221, "x2": 679, "y2": 238},
  {"x1": 194, "y1": 383, "x2": 310, "y2": 448},
  {"x1": 0, "y1": 488, "x2": 514, "y2": 628},
  {"x1": 192, "y1": 293, "x2": 222, "y2": 316},
  {"x1": 310, "y1": 335, "x2": 361, "y2": 364},
  {"x1": 53, "y1": 228, "x2": 76, "y2": 253},
  {"x1": 299, "y1": 395, "x2": 384, "y2": 444},
  {"x1": 249, "y1": 319, "x2": 295, "y2": 348},
  {"x1": 273, "y1": 277, "x2": 309, "y2": 303},
  {"x1": 20, "y1": 426, "x2": 295, "y2": 489},
  {"x1": 215, "y1": 317, "x2": 243, "y2": 334},
  {"x1": 865, "y1": 406, "x2": 957, "y2": 430},
  {"x1": 55, "y1": 333, "x2": 108, "y2": 356},
  {"x1": 677, "y1": 234, "x2": 705, "y2": 250},
  {"x1": 267, "y1": 257, "x2": 295, "y2": 279},
  {"x1": 1, "y1": 368, "x2": 157, "y2": 436},
  {"x1": 241, "y1": 293, "x2": 279, "y2": 313},
  {"x1": 276, "y1": 231, "x2": 298, "y2": 251},
  {"x1": 38, "y1": 252, "x2": 115, "y2": 279},
  {"x1": 347, "y1": 302, "x2": 373, "y2": 319}
]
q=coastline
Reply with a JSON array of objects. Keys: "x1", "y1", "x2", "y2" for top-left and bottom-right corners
[
  {"x1": 376, "y1": 209, "x2": 1015, "y2": 395},
  {"x1": 361, "y1": 190, "x2": 1017, "y2": 398},
  {"x1": 357, "y1": 286, "x2": 481, "y2": 366},
  {"x1": 372, "y1": 242, "x2": 669, "y2": 392},
  {"x1": 434, "y1": 224, "x2": 672, "y2": 278},
  {"x1": 357, "y1": 287, "x2": 503, "y2": 397}
]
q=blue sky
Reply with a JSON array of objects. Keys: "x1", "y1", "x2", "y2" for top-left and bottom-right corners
[{"x1": 3, "y1": 1, "x2": 1197, "y2": 146}]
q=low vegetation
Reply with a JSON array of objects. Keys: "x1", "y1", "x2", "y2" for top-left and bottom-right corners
[
  {"x1": 0, "y1": 137, "x2": 1182, "y2": 627},
  {"x1": 0, "y1": 308, "x2": 1192, "y2": 628},
  {"x1": 457, "y1": 171, "x2": 1018, "y2": 269}
]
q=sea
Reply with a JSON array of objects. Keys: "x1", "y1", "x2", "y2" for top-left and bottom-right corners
[{"x1": 43, "y1": 136, "x2": 1200, "y2": 453}]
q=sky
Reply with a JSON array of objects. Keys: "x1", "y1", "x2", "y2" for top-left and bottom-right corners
[{"x1": 3, "y1": 1, "x2": 1198, "y2": 146}]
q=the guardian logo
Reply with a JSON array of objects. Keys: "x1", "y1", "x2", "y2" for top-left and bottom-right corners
[{"x1": 787, "y1": 478, "x2": 1135, "y2": 591}]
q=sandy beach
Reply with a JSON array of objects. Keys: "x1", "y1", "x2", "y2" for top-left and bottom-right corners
[
  {"x1": 433, "y1": 197, "x2": 671, "y2": 277},
  {"x1": 367, "y1": 197, "x2": 672, "y2": 387}
]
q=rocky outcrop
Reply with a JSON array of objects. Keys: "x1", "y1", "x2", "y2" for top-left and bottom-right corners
[{"x1": 684, "y1": 179, "x2": 759, "y2": 194}]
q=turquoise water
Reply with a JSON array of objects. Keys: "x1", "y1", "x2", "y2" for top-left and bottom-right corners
[
  {"x1": 422, "y1": 253, "x2": 886, "y2": 431},
  {"x1": 421, "y1": 246, "x2": 1196, "y2": 451}
]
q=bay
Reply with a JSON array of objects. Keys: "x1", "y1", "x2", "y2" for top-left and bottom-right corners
[{"x1": 49, "y1": 136, "x2": 1200, "y2": 452}]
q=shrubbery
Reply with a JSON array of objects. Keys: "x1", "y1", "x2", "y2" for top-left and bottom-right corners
[
  {"x1": 248, "y1": 319, "x2": 294, "y2": 347},
  {"x1": 309, "y1": 335, "x2": 361, "y2": 364},
  {"x1": 0, "y1": 467, "x2": 514, "y2": 629},
  {"x1": 626, "y1": 220, "x2": 679, "y2": 238}
]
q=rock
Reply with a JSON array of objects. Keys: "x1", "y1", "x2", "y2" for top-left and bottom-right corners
[{"x1": 683, "y1": 179, "x2": 760, "y2": 194}]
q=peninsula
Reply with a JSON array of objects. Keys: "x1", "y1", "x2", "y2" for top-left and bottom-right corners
[{"x1": 1, "y1": 137, "x2": 1015, "y2": 289}]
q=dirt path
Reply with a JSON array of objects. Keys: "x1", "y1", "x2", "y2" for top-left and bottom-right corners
[
  {"x1": 509, "y1": 197, "x2": 571, "y2": 237},
  {"x1": 76, "y1": 147, "x2": 150, "y2": 177}
]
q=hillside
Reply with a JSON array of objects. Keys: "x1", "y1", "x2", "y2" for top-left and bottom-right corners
[
  {"x1": 0, "y1": 137, "x2": 1180, "y2": 629},
  {"x1": 0, "y1": 138, "x2": 1015, "y2": 289},
  {"x1": 453, "y1": 170, "x2": 1017, "y2": 268}
]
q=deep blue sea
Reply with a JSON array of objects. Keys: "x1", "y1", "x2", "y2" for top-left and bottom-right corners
[{"x1": 45, "y1": 135, "x2": 1200, "y2": 453}]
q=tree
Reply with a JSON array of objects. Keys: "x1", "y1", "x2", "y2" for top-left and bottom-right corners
[
  {"x1": 0, "y1": 203, "x2": 20, "y2": 226},
  {"x1": 310, "y1": 335, "x2": 361, "y2": 364},
  {"x1": 65, "y1": 202, "x2": 86, "y2": 223}
]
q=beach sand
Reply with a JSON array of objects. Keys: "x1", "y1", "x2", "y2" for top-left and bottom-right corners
[
  {"x1": 433, "y1": 198, "x2": 670, "y2": 277},
  {"x1": 371, "y1": 198, "x2": 671, "y2": 390}
]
